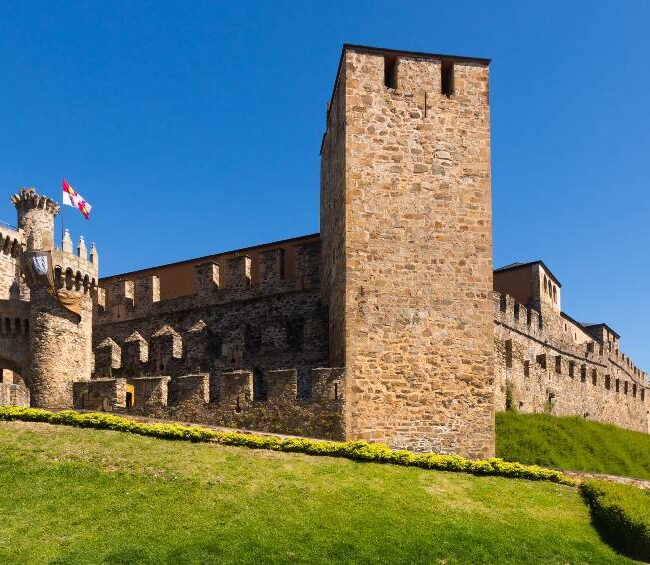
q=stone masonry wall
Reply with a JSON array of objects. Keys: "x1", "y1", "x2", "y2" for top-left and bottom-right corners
[
  {"x1": 28, "y1": 286, "x2": 94, "y2": 408},
  {"x1": 0, "y1": 382, "x2": 30, "y2": 407},
  {"x1": 0, "y1": 226, "x2": 26, "y2": 301},
  {"x1": 321, "y1": 46, "x2": 494, "y2": 457},
  {"x1": 92, "y1": 241, "x2": 329, "y2": 397},
  {"x1": 320, "y1": 57, "x2": 347, "y2": 367},
  {"x1": 494, "y1": 291, "x2": 649, "y2": 433},
  {"x1": 74, "y1": 368, "x2": 345, "y2": 439}
]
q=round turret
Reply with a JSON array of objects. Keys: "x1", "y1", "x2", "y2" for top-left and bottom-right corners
[
  {"x1": 9, "y1": 187, "x2": 96, "y2": 409},
  {"x1": 11, "y1": 188, "x2": 59, "y2": 250}
]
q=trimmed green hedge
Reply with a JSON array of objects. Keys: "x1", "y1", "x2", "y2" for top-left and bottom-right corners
[
  {"x1": 581, "y1": 480, "x2": 650, "y2": 561},
  {"x1": 0, "y1": 407, "x2": 575, "y2": 486}
]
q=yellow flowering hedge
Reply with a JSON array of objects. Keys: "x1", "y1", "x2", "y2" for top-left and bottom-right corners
[{"x1": 0, "y1": 406, "x2": 575, "y2": 486}]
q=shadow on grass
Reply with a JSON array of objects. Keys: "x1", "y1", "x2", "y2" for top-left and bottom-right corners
[{"x1": 582, "y1": 498, "x2": 650, "y2": 563}]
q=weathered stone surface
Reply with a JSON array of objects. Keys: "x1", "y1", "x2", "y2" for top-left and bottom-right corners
[
  {"x1": 133, "y1": 376, "x2": 170, "y2": 408},
  {"x1": 1, "y1": 47, "x2": 647, "y2": 456},
  {"x1": 494, "y1": 262, "x2": 649, "y2": 433},
  {"x1": 321, "y1": 46, "x2": 494, "y2": 457},
  {"x1": 74, "y1": 378, "x2": 126, "y2": 410}
]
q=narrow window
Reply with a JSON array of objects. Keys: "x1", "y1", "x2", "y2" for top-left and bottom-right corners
[
  {"x1": 286, "y1": 317, "x2": 306, "y2": 353},
  {"x1": 384, "y1": 56, "x2": 397, "y2": 89},
  {"x1": 605, "y1": 375, "x2": 611, "y2": 390},
  {"x1": 523, "y1": 360, "x2": 530, "y2": 378},
  {"x1": 536, "y1": 354, "x2": 546, "y2": 369},
  {"x1": 441, "y1": 60, "x2": 454, "y2": 96},
  {"x1": 592, "y1": 369, "x2": 597, "y2": 386},
  {"x1": 624, "y1": 381, "x2": 629, "y2": 395},
  {"x1": 569, "y1": 361, "x2": 575, "y2": 378},
  {"x1": 505, "y1": 340, "x2": 513, "y2": 368},
  {"x1": 253, "y1": 367, "x2": 267, "y2": 401},
  {"x1": 555, "y1": 356, "x2": 562, "y2": 375},
  {"x1": 580, "y1": 365, "x2": 587, "y2": 383},
  {"x1": 641, "y1": 388, "x2": 645, "y2": 402},
  {"x1": 633, "y1": 384, "x2": 637, "y2": 398},
  {"x1": 616, "y1": 379, "x2": 620, "y2": 393}
]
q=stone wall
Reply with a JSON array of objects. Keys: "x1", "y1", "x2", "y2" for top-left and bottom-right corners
[
  {"x1": 92, "y1": 241, "x2": 328, "y2": 397},
  {"x1": 494, "y1": 291, "x2": 649, "y2": 433},
  {"x1": 74, "y1": 378, "x2": 127, "y2": 410},
  {"x1": 321, "y1": 45, "x2": 494, "y2": 457},
  {"x1": 320, "y1": 54, "x2": 347, "y2": 368},
  {"x1": 0, "y1": 226, "x2": 25, "y2": 301},
  {"x1": 27, "y1": 285, "x2": 94, "y2": 409},
  {"x1": 74, "y1": 367, "x2": 345, "y2": 439},
  {"x1": 0, "y1": 382, "x2": 30, "y2": 407},
  {"x1": 11, "y1": 189, "x2": 58, "y2": 251}
]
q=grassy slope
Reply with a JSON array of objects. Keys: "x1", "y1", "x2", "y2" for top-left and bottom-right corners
[
  {"x1": 497, "y1": 412, "x2": 650, "y2": 480},
  {"x1": 0, "y1": 422, "x2": 634, "y2": 564}
]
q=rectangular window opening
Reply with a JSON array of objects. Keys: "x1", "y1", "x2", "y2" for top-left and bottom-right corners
[
  {"x1": 384, "y1": 56, "x2": 397, "y2": 89},
  {"x1": 441, "y1": 60, "x2": 454, "y2": 96},
  {"x1": 505, "y1": 340, "x2": 513, "y2": 368}
]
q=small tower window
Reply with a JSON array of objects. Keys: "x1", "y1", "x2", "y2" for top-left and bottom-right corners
[
  {"x1": 441, "y1": 60, "x2": 454, "y2": 96},
  {"x1": 384, "y1": 56, "x2": 397, "y2": 89}
]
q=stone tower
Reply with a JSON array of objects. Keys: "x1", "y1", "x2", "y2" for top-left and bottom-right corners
[
  {"x1": 320, "y1": 45, "x2": 494, "y2": 457},
  {"x1": 11, "y1": 188, "x2": 97, "y2": 408}
]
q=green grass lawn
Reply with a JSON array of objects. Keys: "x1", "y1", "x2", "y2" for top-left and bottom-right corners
[
  {"x1": 496, "y1": 411, "x2": 650, "y2": 480},
  {"x1": 0, "y1": 421, "x2": 637, "y2": 564}
]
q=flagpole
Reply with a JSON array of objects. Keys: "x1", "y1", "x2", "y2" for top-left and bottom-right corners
[{"x1": 60, "y1": 190, "x2": 65, "y2": 250}]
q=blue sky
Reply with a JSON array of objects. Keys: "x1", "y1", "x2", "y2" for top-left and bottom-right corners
[{"x1": 1, "y1": 1, "x2": 648, "y2": 368}]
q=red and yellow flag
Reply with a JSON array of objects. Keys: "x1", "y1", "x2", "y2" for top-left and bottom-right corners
[{"x1": 62, "y1": 179, "x2": 92, "y2": 220}]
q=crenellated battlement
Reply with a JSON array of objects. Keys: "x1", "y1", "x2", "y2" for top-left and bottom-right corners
[
  {"x1": 494, "y1": 287, "x2": 648, "y2": 436},
  {"x1": 95, "y1": 240, "x2": 320, "y2": 321},
  {"x1": 74, "y1": 366, "x2": 345, "y2": 439},
  {"x1": 0, "y1": 225, "x2": 23, "y2": 257},
  {"x1": 493, "y1": 290, "x2": 647, "y2": 388},
  {"x1": 11, "y1": 187, "x2": 59, "y2": 213},
  {"x1": 11, "y1": 188, "x2": 59, "y2": 251}
]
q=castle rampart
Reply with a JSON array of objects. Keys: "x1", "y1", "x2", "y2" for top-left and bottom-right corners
[
  {"x1": 74, "y1": 366, "x2": 345, "y2": 439},
  {"x1": 493, "y1": 261, "x2": 649, "y2": 433},
  {"x1": 91, "y1": 240, "x2": 329, "y2": 401},
  {"x1": 3, "y1": 45, "x2": 648, "y2": 454}
]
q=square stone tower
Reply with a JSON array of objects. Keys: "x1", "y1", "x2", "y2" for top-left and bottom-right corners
[{"x1": 321, "y1": 45, "x2": 494, "y2": 457}]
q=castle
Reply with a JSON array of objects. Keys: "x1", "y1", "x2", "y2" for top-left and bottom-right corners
[{"x1": 0, "y1": 45, "x2": 647, "y2": 458}]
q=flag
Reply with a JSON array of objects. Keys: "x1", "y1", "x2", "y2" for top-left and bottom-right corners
[{"x1": 62, "y1": 179, "x2": 92, "y2": 220}]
